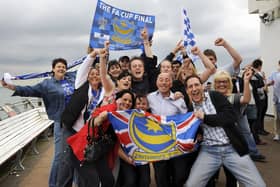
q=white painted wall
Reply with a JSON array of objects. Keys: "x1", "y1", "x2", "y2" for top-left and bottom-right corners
[
  {"x1": 260, "y1": 19, "x2": 280, "y2": 115},
  {"x1": 248, "y1": 0, "x2": 280, "y2": 115}
]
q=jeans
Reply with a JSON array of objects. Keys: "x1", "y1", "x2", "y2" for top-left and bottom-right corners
[
  {"x1": 238, "y1": 115, "x2": 260, "y2": 156},
  {"x1": 56, "y1": 128, "x2": 80, "y2": 187},
  {"x1": 273, "y1": 104, "x2": 280, "y2": 136},
  {"x1": 49, "y1": 121, "x2": 63, "y2": 187},
  {"x1": 186, "y1": 145, "x2": 266, "y2": 187}
]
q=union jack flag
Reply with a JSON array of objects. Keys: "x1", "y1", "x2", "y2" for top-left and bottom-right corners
[{"x1": 108, "y1": 110, "x2": 201, "y2": 165}]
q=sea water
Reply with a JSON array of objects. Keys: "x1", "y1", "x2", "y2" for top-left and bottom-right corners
[
  {"x1": 0, "y1": 78, "x2": 43, "y2": 106},
  {"x1": 0, "y1": 87, "x2": 22, "y2": 106}
]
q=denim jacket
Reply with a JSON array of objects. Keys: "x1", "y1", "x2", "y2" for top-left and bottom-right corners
[{"x1": 13, "y1": 71, "x2": 76, "y2": 121}]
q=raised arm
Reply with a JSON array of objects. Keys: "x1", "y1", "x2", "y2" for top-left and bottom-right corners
[
  {"x1": 215, "y1": 38, "x2": 242, "y2": 70},
  {"x1": 191, "y1": 46, "x2": 216, "y2": 83},
  {"x1": 75, "y1": 50, "x2": 99, "y2": 89},
  {"x1": 165, "y1": 39, "x2": 184, "y2": 61},
  {"x1": 141, "y1": 27, "x2": 153, "y2": 58},
  {"x1": 99, "y1": 42, "x2": 115, "y2": 95},
  {"x1": 1, "y1": 80, "x2": 16, "y2": 91},
  {"x1": 240, "y1": 68, "x2": 253, "y2": 104}
]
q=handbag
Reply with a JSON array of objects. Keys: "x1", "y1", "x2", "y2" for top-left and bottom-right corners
[{"x1": 83, "y1": 118, "x2": 115, "y2": 162}]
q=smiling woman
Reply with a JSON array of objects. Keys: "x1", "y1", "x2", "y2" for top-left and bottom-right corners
[{"x1": 0, "y1": 57, "x2": 76, "y2": 187}]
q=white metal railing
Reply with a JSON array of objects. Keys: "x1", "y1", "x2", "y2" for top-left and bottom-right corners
[{"x1": 0, "y1": 98, "x2": 43, "y2": 121}]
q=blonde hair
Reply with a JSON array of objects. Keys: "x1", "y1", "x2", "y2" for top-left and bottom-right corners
[{"x1": 213, "y1": 70, "x2": 233, "y2": 94}]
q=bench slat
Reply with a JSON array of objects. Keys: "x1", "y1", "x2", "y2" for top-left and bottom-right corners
[
  {"x1": 0, "y1": 107, "x2": 53, "y2": 166},
  {"x1": 0, "y1": 120, "x2": 53, "y2": 165}
]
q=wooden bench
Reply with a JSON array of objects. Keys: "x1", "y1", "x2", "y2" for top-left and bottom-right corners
[{"x1": 0, "y1": 107, "x2": 53, "y2": 171}]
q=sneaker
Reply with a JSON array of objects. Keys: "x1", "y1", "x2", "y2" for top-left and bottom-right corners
[{"x1": 273, "y1": 134, "x2": 279, "y2": 141}]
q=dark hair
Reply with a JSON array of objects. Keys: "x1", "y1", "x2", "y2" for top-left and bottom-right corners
[
  {"x1": 172, "y1": 60, "x2": 182, "y2": 66},
  {"x1": 135, "y1": 93, "x2": 147, "y2": 101},
  {"x1": 52, "y1": 58, "x2": 67, "y2": 69},
  {"x1": 184, "y1": 74, "x2": 203, "y2": 88},
  {"x1": 115, "y1": 89, "x2": 135, "y2": 109},
  {"x1": 252, "y1": 59, "x2": 263, "y2": 68},
  {"x1": 119, "y1": 56, "x2": 130, "y2": 62},
  {"x1": 108, "y1": 60, "x2": 121, "y2": 71},
  {"x1": 203, "y1": 49, "x2": 217, "y2": 61},
  {"x1": 117, "y1": 70, "x2": 132, "y2": 80}
]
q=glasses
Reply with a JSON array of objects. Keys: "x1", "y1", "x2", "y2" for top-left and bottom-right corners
[{"x1": 215, "y1": 79, "x2": 229, "y2": 84}]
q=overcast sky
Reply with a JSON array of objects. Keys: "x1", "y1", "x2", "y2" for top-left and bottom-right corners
[{"x1": 0, "y1": 0, "x2": 261, "y2": 77}]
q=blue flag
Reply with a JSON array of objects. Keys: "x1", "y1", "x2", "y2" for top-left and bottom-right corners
[
  {"x1": 108, "y1": 110, "x2": 201, "y2": 165},
  {"x1": 90, "y1": 0, "x2": 155, "y2": 50},
  {"x1": 9, "y1": 56, "x2": 86, "y2": 80}
]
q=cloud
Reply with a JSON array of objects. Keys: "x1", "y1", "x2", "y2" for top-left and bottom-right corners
[{"x1": 0, "y1": 0, "x2": 260, "y2": 76}]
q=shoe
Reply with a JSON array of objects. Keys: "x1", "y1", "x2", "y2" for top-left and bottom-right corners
[
  {"x1": 273, "y1": 134, "x2": 279, "y2": 141},
  {"x1": 250, "y1": 154, "x2": 266, "y2": 162},
  {"x1": 256, "y1": 140, "x2": 267, "y2": 145},
  {"x1": 258, "y1": 130, "x2": 270, "y2": 136}
]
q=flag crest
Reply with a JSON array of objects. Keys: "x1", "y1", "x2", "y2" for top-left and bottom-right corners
[{"x1": 108, "y1": 110, "x2": 201, "y2": 165}]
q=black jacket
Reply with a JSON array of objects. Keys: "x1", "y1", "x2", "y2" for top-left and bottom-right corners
[
  {"x1": 205, "y1": 91, "x2": 249, "y2": 156},
  {"x1": 61, "y1": 82, "x2": 89, "y2": 130}
]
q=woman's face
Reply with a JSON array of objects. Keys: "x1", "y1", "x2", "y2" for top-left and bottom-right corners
[
  {"x1": 88, "y1": 68, "x2": 100, "y2": 86},
  {"x1": 52, "y1": 62, "x2": 67, "y2": 80},
  {"x1": 214, "y1": 78, "x2": 230, "y2": 96},
  {"x1": 108, "y1": 64, "x2": 121, "y2": 79},
  {"x1": 179, "y1": 62, "x2": 195, "y2": 81},
  {"x1": 117, "y1": 93, "x2": 133, "y2": 110},
  {"x1": 117, "y1": 75, "x2": 132, "y2": 90}
]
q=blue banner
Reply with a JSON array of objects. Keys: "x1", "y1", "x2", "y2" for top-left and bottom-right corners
[
  {"x1": 9, "y1": 56, "x2": 86, "y2": 80},
  {"x1": 90, "y1": 0, "x2": 155, "y2": 50}
]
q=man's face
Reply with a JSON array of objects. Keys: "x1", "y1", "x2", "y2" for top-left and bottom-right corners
[
  {"x1": 160, "y1": 60, "x2": 172, "y2": 74},
  {"x1": 206, "y1": 55, "x2": 217, "y2": 65},
  {"x1": 186, "y1": 77, "x2": 204, "y2": 104},
  {"x1": 130, "y1": 59, "x2": 144, "y2": 80},
  {"x1": 120, "y1": 60, "x2": 130, "y2": 71},
  {"x1": 156, "y1": 73, "x2": 172, "y2": 94},
  {"x1": 172, "y1": 63, "x2": 181, "y2": 76}
]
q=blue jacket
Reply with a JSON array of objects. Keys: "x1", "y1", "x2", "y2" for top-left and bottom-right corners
[{"x1": 13, "y1": 72, "x2": 76, "y2": 121}]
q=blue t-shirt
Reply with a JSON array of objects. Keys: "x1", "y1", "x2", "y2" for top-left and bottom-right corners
[{"x1": 60, "y1": 79, "x2": 74, "y2": 104}]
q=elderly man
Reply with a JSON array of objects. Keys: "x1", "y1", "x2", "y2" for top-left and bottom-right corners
[
  {"x1": 184, "y1": 74, "x2": 265, "y2": 187},
  {"x1": 148, "y1": 72, "x2": 195, "y2": 187}
]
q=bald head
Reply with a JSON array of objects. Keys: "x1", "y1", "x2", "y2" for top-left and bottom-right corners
[{"x1": 156, "y1": 72, "x2": 173, "y2": 96}]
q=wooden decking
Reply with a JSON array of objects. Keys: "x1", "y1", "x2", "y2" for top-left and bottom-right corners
[{"x1": 0, "y1": 117, "x2": 280, "y2": 187}]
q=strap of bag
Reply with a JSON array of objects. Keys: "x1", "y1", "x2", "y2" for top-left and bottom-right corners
[
  {"x1": 87, "y1": 118, "x2": 95, "y2": 144},
  {"x1": 87, "y1": 118, "x2": 105, "y2": 143}
]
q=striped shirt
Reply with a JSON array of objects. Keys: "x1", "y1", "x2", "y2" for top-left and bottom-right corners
[{"x1": 192, "y1": 92, "x2": 230, "y2": 146}]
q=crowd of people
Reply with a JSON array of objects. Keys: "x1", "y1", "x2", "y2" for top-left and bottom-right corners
[{"x1": 2, "y1": 27, "x2": 280, "y2": 187}]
